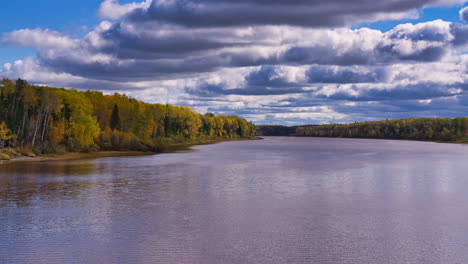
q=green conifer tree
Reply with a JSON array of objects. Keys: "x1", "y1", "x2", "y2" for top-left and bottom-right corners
[{"x1": 110, "y1": 104, "x2": 121, "y2": 131}]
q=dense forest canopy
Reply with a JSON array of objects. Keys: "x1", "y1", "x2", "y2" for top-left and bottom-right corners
[
  {"x1": 0, "y1": 79, "x2": 256, "y2": 154},
  {"x1": 256, "y1": 125, "x2": 296, "y2": 136},
  {"x1": 257, "y1": 118, "x2": 468, "y2": 142}
]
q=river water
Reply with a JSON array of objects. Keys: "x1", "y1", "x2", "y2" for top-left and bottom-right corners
[{"x1": 1, "y1": 137, "x2": 468, "y2": 263}]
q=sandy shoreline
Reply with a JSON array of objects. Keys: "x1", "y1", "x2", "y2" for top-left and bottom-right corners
[{"x1": 0, "y1": 151, "x2": 154, "y2": 164}]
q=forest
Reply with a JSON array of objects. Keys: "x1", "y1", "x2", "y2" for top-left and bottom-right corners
[
  {"x1": 0, "y1": 79, "x2": 256, "y2": 159},
  {"x1": 295, "y1": 118, "x2": 468, "y2": 141},
  {"x1": 258, "y1": 118, "x2": 468, "y2": 142},
  {"x1": 256, "y1": 125, "x2": 296, "y2": 136}
]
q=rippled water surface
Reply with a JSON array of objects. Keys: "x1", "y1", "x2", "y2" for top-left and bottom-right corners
[{"x1": 2, "y1": 137, "x2": 468, "y2": 263}]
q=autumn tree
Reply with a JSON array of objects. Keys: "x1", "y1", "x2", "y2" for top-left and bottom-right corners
[{"x1": 0, "y1": 122, "x2": 14, "y2": 149}]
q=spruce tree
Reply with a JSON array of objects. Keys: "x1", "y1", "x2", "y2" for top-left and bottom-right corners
[{"x1": 110, "y1": 104, "x2": 121, "y2": 131}]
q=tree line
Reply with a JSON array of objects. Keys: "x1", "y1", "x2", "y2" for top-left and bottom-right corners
[
  {"x1": 257, "y1": 118, "x2": 468, "y2": 142},
  {"x1": 256, "y1": 125, "x2": 296, "y2": 136},
  {"x1": 0, "y1": 79, "x2": 256, "y2": 155}
]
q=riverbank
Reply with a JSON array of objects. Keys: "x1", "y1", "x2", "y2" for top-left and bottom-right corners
[
  {"x1": 0, "y1": 136, "x2": 261, "y2": 164},
  {"x1": 1, "y1": 151, "x2": 153, "y2": 164}
]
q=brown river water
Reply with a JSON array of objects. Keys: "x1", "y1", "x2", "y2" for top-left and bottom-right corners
[{"x1": 1, "y1": 137, "x2": 468, "y2": 263}]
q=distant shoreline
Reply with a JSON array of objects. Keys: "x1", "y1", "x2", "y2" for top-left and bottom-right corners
[{"x1": 256, "y1": 118, "x2": 468, "y2": 143}]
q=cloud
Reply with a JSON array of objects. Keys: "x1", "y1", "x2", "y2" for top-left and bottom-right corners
[
  {"x1": 187, "y1": 83, "x2": 308, "y2": 97},
  {"x1": 306, "y1": 66, "x2": 389, "y2": 84},
  {"x1": 183, "y1": 66, "x2": 308, "y2": 97},
  {"x1": 283, "y1": 20, "x2": 465, "y2": 65},
  {"x1": 179, "y1": 55, "x2": 468, "y2": 124},
  {"x1": 2, "y1": 29, "x2": 77, "y2": 49},
  {"x1": 460, "y1": 6, "x2": 468, "y2": 22},
  {"x1": 267, "y1": 108, "x2": 348, "y2": 124},
  {"x1": 126, "y1": 0, "x2": 465, "y2": 28},
  {"x1": 246, "y1": 65, "x2": 307, "y2": 87},
  {"x1": 315, "y1": 82, "x2": 464, "y2": 101},
  {"x1": 450, "y1": 22, "x2": 468, "y2": 46},
  {"x1": 2, "y1": 58, "x2": 83, "y2": 85},
  {"x1": 4, "y1": 19, "x2": 468, "y2": 83},
  {"x1": 99, "y1": 0, "x2": 151, "y2": 20},
  {"x1": 0, "y1": 57, "x2": 176, "y2": 101}
]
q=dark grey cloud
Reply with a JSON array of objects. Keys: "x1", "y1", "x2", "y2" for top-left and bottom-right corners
[
  {"x1": 316, "y1": 82, "x2": 465, "y2": 101},
  {"x1": 100, "y1": 22, "x2": 250, "y2": 60},
  {"x1": 377, "y1": 45, "x2": 447, "y2": 62},
  {"x1": 185, "y1": 65, "x2": 310, "y2": 97},
  {"x1": 246, "y1": 66, "x2": 299, "y2": 87},
  {"x1": 330, "y1": 96, "x2": 468, "y2": 120},
  {"x1": 450, "y1": 22, "x2": 468, "y2": 45},
  {"x1": 186, "y1": 83, "x2": 307, "y2": 97},
  {"x1": 282, "y1": 46, "x2": 372, "y2": 65},
  {"x1": 307, "y1": 66, "x2": 389, "y2": 84},
  {"x1": 281, "y1": 44, "x2": 446, "y2": 65},
  {"x1": 127, "y1": 0, "x2": 464, "y2": 28}
]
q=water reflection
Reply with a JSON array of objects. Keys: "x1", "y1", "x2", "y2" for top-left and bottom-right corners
[
  {"x1": 0, "y1": 160, "x2": 97, "y2": 175},
  {"x1": 2, "y1": 137, "x2": 468, "y2": 263},
  {"x1": 0, "y1": 161, "x2": 98, "y2": 207}
]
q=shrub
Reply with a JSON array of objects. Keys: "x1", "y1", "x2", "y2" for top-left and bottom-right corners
[
  {"x1": 24, "y1": 152, "x2": 36, "y2": 157},
  {"x1": 3, "y1": 148, "x2": 19, "y2": 157},
  {"x1": 0, "y1": 153, "x2": 12, "y2": 160}
]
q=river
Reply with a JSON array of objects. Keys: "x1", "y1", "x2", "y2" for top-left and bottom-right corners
[{"x1": 1, "y1": 137, "x2": 468, "y2": 263}]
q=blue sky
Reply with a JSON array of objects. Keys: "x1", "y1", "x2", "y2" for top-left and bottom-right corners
[
  {"x1": 1, "y1": 0, "x2": 144, "y2": 62},
  {"x1": 1, "y1": 0, "x2": 96, "y2": 62},
  {"x1": 358, "y1": 6, "x2": 465, "y2": 31},
  {"x1": 2, "y1": 0, "x2": 468, "y2": 125}
]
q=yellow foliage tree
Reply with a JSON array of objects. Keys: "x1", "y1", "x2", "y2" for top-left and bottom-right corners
[{"x1": 0, "y1": 122, "x2": 14, "y2": 149}]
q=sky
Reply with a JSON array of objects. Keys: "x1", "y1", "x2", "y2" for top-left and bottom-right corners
[{"x1": 2, "y1": 0, "x2": 468, "y2": 125}]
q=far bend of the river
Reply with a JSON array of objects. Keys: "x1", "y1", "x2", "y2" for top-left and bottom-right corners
[{"x1": 1, "y1": 137, "x2": 468, "y2": 264}]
